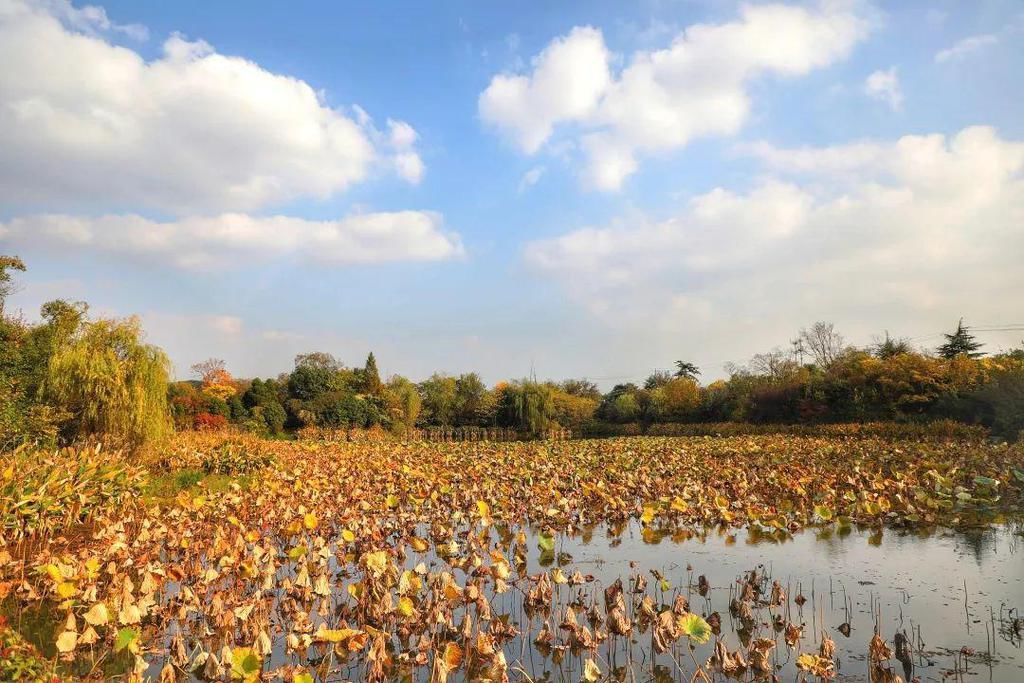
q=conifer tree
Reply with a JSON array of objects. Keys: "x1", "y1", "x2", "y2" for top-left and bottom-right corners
[
  {"x1": 363, "y1": 352, "x2": 382, "y2": 395},
  {"x1": 673, "y1": 360, "x2": 701, "y2": 381},
  {"x1": 937, "y1": 319, "x2": 984, "y2": 359}
]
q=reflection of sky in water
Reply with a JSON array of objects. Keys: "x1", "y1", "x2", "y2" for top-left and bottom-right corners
[
  {"x1": 522, "y1": 523, "x2": 1024, "y2": 682},
  {"x1": 135, "y1": 523, "x2": 1023, "y2": 682}
]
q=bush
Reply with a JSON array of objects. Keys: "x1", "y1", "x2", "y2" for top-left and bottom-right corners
[
  {"x1": 194, "y1": 412, "x2": 228, "y2": 431},
  {"x1": 199, "y1": 439, "x2": 276, "y2": 475},
  {"x1": 174, "y1": 469, "x2": 204, "y2": 489},
  {"x1": 596, "y1": 420, "x2": 989, "y2": 441},
  {"x1": 0, "y1": 616, "x2": 50, "y2": 682},
  {"x1": 1, "y1": 444, "x2": 147, "y2": 541},
  {"x1": 146, "y1": 432, "x2": 276, "y2": 475},
  {"x1": 970, "y1": 368, "x2": 1024, "y2": 439}
]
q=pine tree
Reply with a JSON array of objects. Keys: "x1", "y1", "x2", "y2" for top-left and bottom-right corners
[
  {"x1": 673, "y1": 360, "x2": 701, "y2": 381},
  {"x1": 363, "y1": 352, "x2": 382, "y2": 395},
  {"x1": 937, "y1": 319, "x2": 984, "y2": 359},
  {"x1": 874, "y1": 331, "x2": 912, "y2": 359}
]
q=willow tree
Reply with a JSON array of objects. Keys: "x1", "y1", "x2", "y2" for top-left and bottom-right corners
[
  {"x1": 46, "y1": 317, "x2": 171, "y2": 448},
  {"x1": 498, "y1": 380, "x2": 555, "y2": 436}
]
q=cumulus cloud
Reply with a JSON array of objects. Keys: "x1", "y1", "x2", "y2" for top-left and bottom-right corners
[
  {"x1": 863, "y1": 67, "x2": 902, "y2": 110},
  {"x1": 525, "y1": 126, "x2": 1024, "y2": 361},
  {"x1": 0, "y1": 211, "x2": 464, "y2": 269},
  {"x1": 35, "y1": 0, "x2": 147, "y2": 40},
  {"x1": 935, "y1": 34, "x2": 998, "y2": 63},
  {"x1": 480, "y1": 2, "x2": 872, "y2": 190},
  {"x1": 479, "y1": 26, "x2": 611, "y2": 155},
  {"x1": 0, "y1": 0, "x2": 424, "y2": 213}
]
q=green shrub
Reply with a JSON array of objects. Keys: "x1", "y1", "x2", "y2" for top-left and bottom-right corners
[
  {"x1": 174, "y1": 469, "x2": 204, "y2": 489},
  {"x1": 0, "y1": 616, "x2": 51, "y2": 683}
]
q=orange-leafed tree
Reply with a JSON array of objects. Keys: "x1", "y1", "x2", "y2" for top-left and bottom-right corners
[{"x1": 191, "y1": 357, "x2": 237, "y2": 401}]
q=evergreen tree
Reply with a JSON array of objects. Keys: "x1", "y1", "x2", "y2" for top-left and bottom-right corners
[
  {"x1": 873, "y1": 331, "x2": 912, "y2": 359},
  {"x1": 362, "y1": 352, "x2": 382, "y2": 395},
  {"x1": 937, "y1": 319, "x2": 984, "y2": 359},
  {"x1": 674, "y1": 360, "x2": 701, "y2": 381}
]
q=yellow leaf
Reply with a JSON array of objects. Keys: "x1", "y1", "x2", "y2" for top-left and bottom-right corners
[
  {"x1": 56, "y1": 630, "x2": 78, "y2": 653},
  {"x1": 314, "y1": 626, "x2": 368, "y2": 651},
  {"x1": 83, "y1": 557, "x2": 101, "y2": 579},
  {"x1": 476, "y1": 500, "x2": 490, "y2": 517},
  {"x1": 56, "y1": 581, "x2": 77, "y2": 599},
  {"x1": 364, "y1": 550, "x2": 389, "y2": 577},
  {"x1": 641, "y1": 504, "x2": 656, "y2": 525},
  {"x1": 398, "y1": 570, "x2": 421, "y2": 595},
  {"x1": 79, "y1": 625, "x2": 99, "y2": 645},
  {"x1": 677, "y1": 613, "x2": 712, "y2": 644},
  {"x1": 84, "y1": 603, "x2": 109, "y2": 626},
  {"x1": 493, "y1": 560, "x2": 511, "y2": 580},
  {"x1": 303, "y1": 513, "x2": 318, "y2": 530},
  {"x1": 397, "y1": 596, "x2": 415, "y2": 617},
  {"x1": 582, "y1": 657, "x2": 602, "y2": 682},
  {"x1": 341, "y1": 529, "x2": 355, "y2": 543},
  {"x1": 119, "y1": 603, "x2": 142, "y2": 625}
]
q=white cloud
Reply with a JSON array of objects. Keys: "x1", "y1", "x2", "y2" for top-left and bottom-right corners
[
  {"x1": 35, "y1": 0, "x2": 147, "y2": 40},
  {"x1": 480, "y1": 2, "x2": 872, "y2": 190},
  {"x1": 479, "y1": 26, "x2": 611, "y2": 155},
  {"x1": 525, "y1": 126, "x2": 1024, "y2": 362},
  {"x1": 0, "y1": 0, "x2": 423, "y2": 213},
  {"x1": 393, "y1": 152, "x2": 425, "y2": 184},
  {"x1": 518, "y1": 165, "x2": 545, "y2": 192},
  {"x1": 0, "y1": 211, "x2": 464, "y2": 269},
  {"x1": 863, "y1": 67, "x2": 903, "y2": 111},
  {"x1": 935, "y1": 34, "x2": 998, "y2": 63},
  {"x1": 387, "y1": 119, "x2": 418, "y2": 149}
]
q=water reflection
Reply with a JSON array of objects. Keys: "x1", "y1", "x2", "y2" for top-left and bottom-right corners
[
  {"x1": 521, "y1": 521, "x2": 1024, "y2": 682},
  {"x1": 123, "y1": 521, "x2": 1023, "y2": 682}
]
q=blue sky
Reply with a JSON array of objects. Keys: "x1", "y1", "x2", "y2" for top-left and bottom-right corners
[{"x1": 1, "y1": 0, "x2": 1022, "y2": 385}]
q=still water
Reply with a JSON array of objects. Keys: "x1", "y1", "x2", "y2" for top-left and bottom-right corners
[
  {"x1": 123, "y1": 522, "x2": 1024, "y2": 682},
  {"x1": 504, "y1": 522, "x2": 1024, "y2": 682}
]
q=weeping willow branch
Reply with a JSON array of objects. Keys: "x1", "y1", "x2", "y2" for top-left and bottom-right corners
[{"x1": 44, "y1": 316, "x2": 171, "y2": 449}]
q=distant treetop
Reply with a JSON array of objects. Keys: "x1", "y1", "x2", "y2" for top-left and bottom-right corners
[{"x1": 937, "y1": 319, "x2": 984, "y2": 359}]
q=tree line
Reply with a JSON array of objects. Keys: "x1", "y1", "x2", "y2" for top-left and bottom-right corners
[{"x1": 2, "y1": 256, "x2": 1022, "y2": 450}]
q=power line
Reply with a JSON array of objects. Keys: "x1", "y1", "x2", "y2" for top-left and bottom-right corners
[{"x1": 908, "y1": 324, "x2": 1024, "y2": 342}]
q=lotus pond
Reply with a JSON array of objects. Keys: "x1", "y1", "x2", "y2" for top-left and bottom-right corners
[{"x1": 2, "y1": 434, "x2": 1023, "y2": 682}]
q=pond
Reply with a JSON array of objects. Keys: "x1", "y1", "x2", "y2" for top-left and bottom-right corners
[
  {"x1": 126, "y1": 521, "x2": 1021, "y2": 682},
  {"x1": 506, "y1": 521, "x2": 1024, "y2": 682}
]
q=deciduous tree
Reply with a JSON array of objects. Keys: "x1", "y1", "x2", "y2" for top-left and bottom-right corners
[{"x1": 45, "y1": 317, "x2": 171, "y2": 448}]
